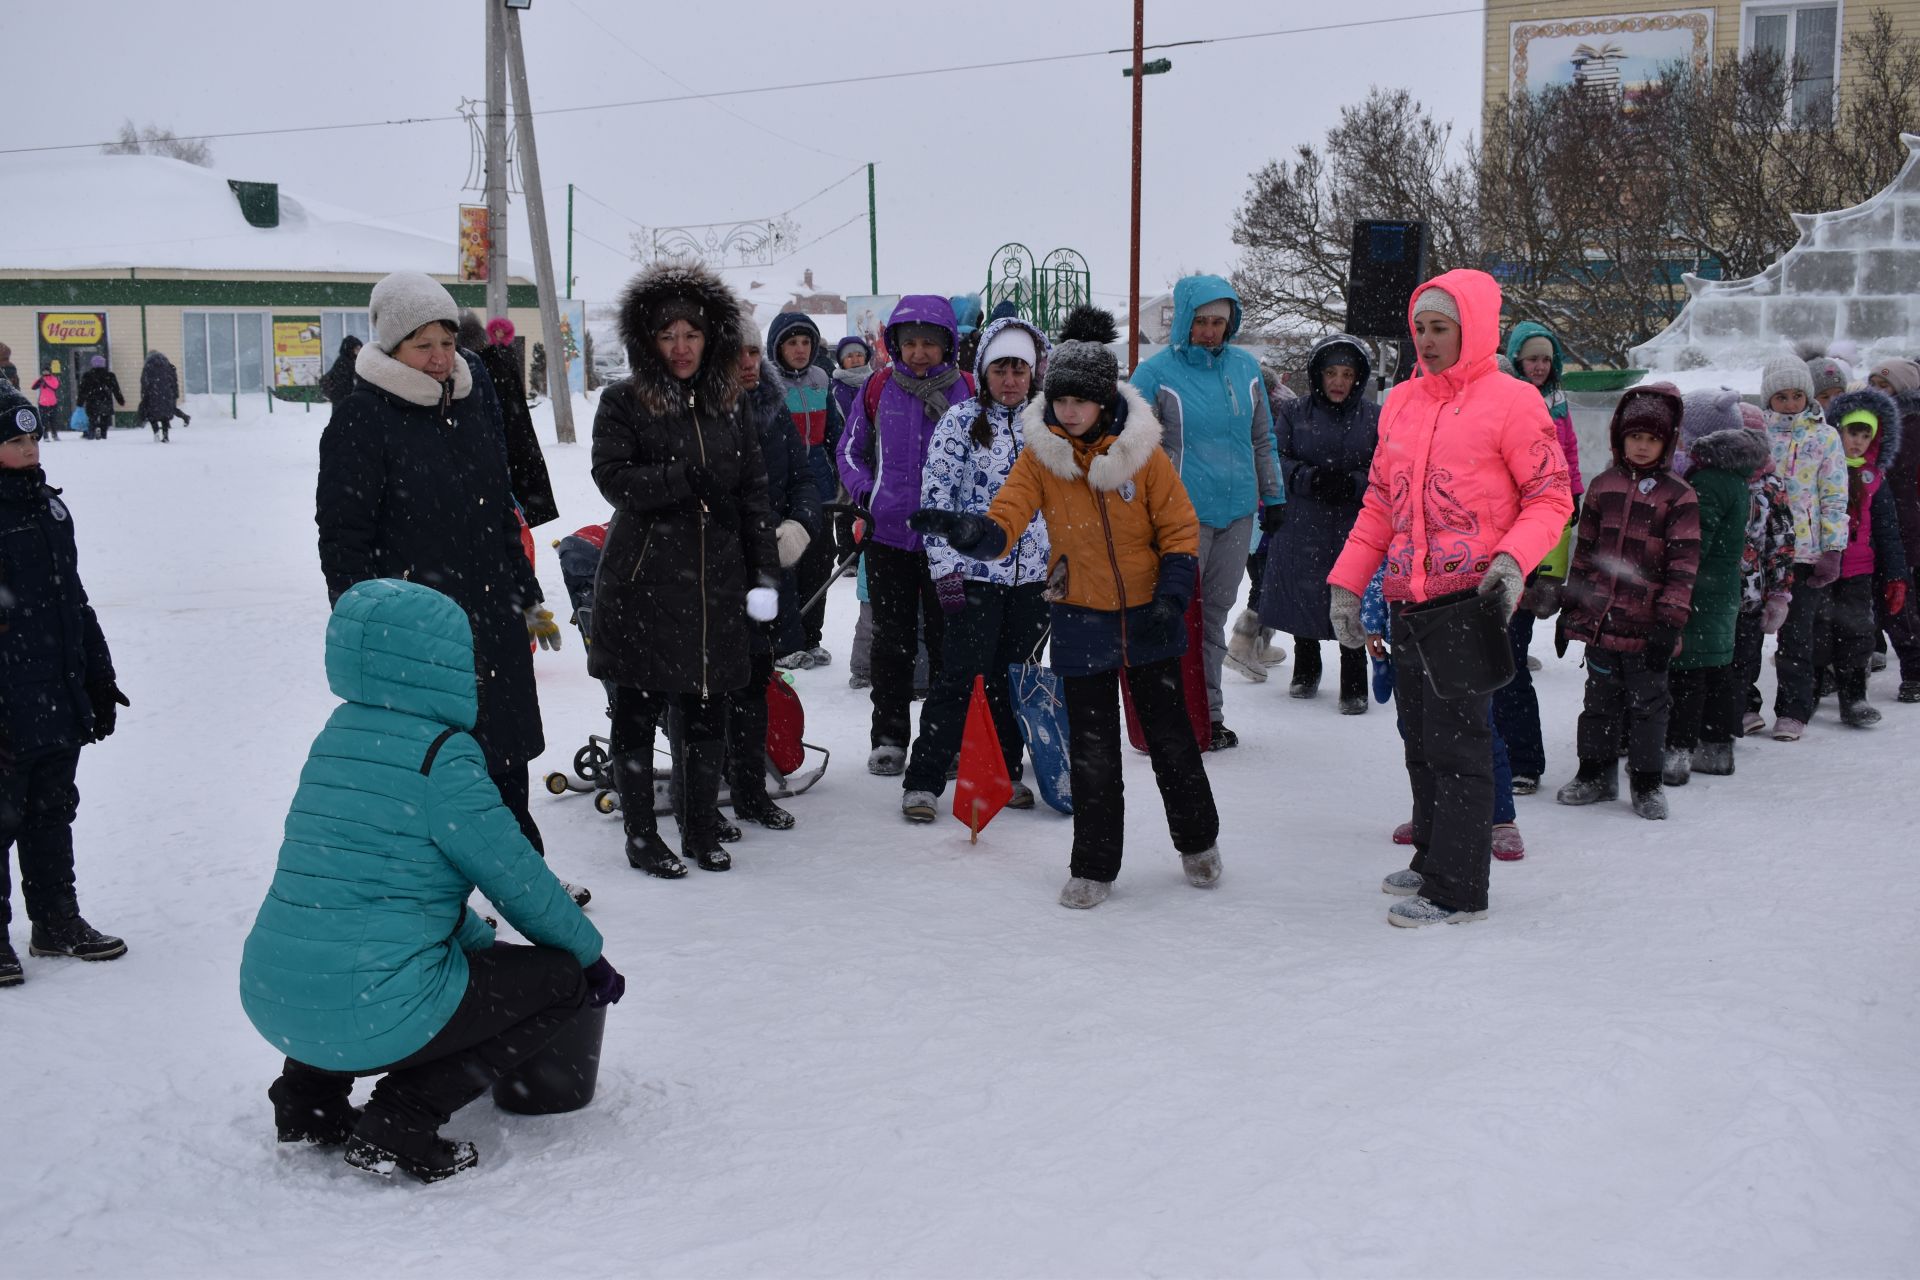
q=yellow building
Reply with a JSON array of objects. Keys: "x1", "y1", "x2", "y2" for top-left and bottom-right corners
[
  {"x1": 0, "y1": 153, "x2": 544, "y2": 425},
  {"x1": 1485, "y1": 0, "x2": 1920, "y2": 123}
]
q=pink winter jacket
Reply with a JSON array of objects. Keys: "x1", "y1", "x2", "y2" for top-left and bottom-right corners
[{"x1": 1329, "y1": 269, "x2": 1575, "y2": 604}]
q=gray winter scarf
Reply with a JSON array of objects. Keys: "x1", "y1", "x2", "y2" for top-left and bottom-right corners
[{"x1": 891, "y1": 365, "x2": 963, "y2": 423}]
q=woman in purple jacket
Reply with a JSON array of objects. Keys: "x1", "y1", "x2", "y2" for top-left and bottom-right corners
[{"x1": 836, "y1": 296, "x2": 972, "y2": 774}]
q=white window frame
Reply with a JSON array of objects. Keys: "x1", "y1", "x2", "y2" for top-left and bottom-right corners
[
  {"x1": 321, "y1": 310, "x2": 372, "y2": 362},
  {"x1": 1740, "y1": 0, "x2": 1843, "y2": 126},
  {"x1": 180, "y1": 310, "x2": 272, "y2": 395}
]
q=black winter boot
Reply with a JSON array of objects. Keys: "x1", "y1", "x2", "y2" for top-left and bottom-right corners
[
  {"x1": 680, "y1": 738, "x2": 731, "y2": 871},
  {"x1": 1629, "y1": 770, "x2": 1669, "y2": 820},
  {"x1": 344, "y1": 1110, "x2": 478, "y2": 1184},
  {"x1": 612, "y1": 751, "x2": 685, "y2": 879},
  {"x1": 28, "y1": 915, "x2": 126, "y2": 960},
  {"x1": 0, "y1": 935, "x2": 21, "y2": 987},
  {"x1": 732, "y1": 785, "x2": 795, "y2": 830},
  {"x1": 1555, "y1": 758, "x2": 1619, "y2": 806},
  {"x1": 1337, "y1": 643, "x2": 1368, "y2": 715},
  {"x1": 1838, "y1": 668, "x2": 1881, "y2": 727},
  {"x1": 269, "y1": 1074, "x2": 362, "y2": 1146},
  {"x1": 1289, "y1": 639, "x2": 1322, "y2": 699}
]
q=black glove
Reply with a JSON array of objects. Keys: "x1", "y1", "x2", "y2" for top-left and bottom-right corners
[
  {"x1": 87, "y1": 682, "x2": 130, "y2": 741},
  {"x1": 1642, "y1": 624, "x2": 1680, "y2": 674},
  {"x1": 1311, "y1": 468, "x2": 1355, "y2": 503},
  {"x1": 702, "y1": 493, "x2": 739, "y2": 529},
  {"x1": 1287, "y1": 463, "x2": 1321, "y2": 499},
  {"x1": 1142, "y1": 594, "x2": 1186, "y2": 648},
  {"x1": 681, "y1": 462, "x2": 719, "y2": 501},
  {"x1": 908, "y1": 508, "x2": 998, "y2": 556},
  {"x1": 1259, "y1": 503, "x2": 1286, "y2": 535}
]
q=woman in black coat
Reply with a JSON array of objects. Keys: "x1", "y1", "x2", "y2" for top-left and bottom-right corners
[
  {"x1": 316, "y1": 272, "x2": 559, "y2": 858},
  {"x1": 137, "y1": 351, "x2": 188, "y2": 441},
  {"x1": 589, "y1": 261, "x2": 780, "y2": 878},
  {"x1": 456, "y1": 311, "x2": 560, "y2": 529},
  {"x1": 76, "y1": 358, "x2": 123, "y2": 439},
  {"x1": 319, "y1": 337, "x2": 361, "y2": 406},
  {"x1": 1258, "y1": 334, "x2": 1380, "y2": 712}
]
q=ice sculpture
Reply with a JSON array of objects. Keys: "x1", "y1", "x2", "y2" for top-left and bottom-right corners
[{"x1": 1632, "y1": 133, "x2": 1920, "y2": 373}]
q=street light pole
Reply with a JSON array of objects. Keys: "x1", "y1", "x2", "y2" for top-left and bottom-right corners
[
  {"x1": 1129, "y1": 0, "x2": 1143, "y2": 372},
  {"x1": 504, "y1": 7, "x2": 576, "y2": 445},
  {"x1": 483, "y1": 0, "x2": 509, "y2": 322}
]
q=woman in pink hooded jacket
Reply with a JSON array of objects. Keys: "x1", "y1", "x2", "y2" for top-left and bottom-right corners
[{"x1": 1328, "y1": 269, "x2": 1574, "y2": 927}]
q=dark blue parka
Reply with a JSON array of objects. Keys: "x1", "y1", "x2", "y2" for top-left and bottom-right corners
[
  {"x1": 1259, "y1": 334, "x2": 1379, "y2": 640},
  {"x1": 316, "y1": 345, "x2": 545, "y2": 771},
  {"x1": 744, "y1": 358, "x2": 822, "y2": 657},
  {"x1": 0, "y1": 466, "x2": 115, "y2": 758}
]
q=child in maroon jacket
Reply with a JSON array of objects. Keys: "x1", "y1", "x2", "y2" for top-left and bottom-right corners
[{"x1": 1555, "y1": 383, "x2": 1701, "y2": 820}]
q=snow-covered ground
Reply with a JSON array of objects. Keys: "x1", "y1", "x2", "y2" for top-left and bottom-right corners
[{"x1": 4, "y1": 394, "x2": 1916, "y2": 1278}]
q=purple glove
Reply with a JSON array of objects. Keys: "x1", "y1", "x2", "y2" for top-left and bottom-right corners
[
  {"x1": 934, "y1": 572, "x2": 968, "y2": 615},
  {"x1": 584, "y1": 956, "x2": 625, "y2": 1008},
  {"x1": 1807, "y1": 550, "x2": 1842, "y2": 589},
  {"x1": 1760, "y1": 593, "x2": 1791, "y2": 634}
]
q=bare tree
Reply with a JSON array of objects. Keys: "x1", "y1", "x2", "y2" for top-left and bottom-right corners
[
  {"x1": 101, "y1": 120, "x2": 214, "y2": 167},
  {"x1": 1232, "y1": 8, "x2": 1920, "y2": 366}
]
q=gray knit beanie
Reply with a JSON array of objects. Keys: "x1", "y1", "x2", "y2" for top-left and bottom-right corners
[
  {"x1": 1044, "y1": 340, "x2": 1119, "y2": 406},
  {"x1": 1412, "y1": 286, "x2": 1459, "y2": 325},
  {"x1": 1807, "y1": 357, "x2": 1848, "y2": 398},
  {"x1": 1760, "y1": 354, "x2": 1815, "y2": 405},
  {"x1": 370, "y1": 271, "x2": 460, "y2": 353},
  {"x1": 1679, "y1": 387, "x2": 1744, "y2": 447}
]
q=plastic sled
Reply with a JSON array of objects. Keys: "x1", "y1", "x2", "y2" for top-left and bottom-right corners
[{"x1": 1123, "y1": 593, "x2": 1211, "y2": 753}]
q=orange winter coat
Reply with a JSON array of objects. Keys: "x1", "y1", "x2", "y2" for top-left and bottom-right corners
[
  {"x1": 1329, "y1": 268, "x2": 1574, "y2": 603},
  {"x1": 983, "y1": 381, "x2": 1199, "y2": 616}
]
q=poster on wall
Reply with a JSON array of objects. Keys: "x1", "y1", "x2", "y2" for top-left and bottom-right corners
[
  {"x1": 845, "y1": 295, "x2": 901, "y2": 364},
  {"x1": 272, "y1": 315, "x2": 323, "y2": 387},
  {"x1": 558, "y1": 299, "x2": 587, "y2": 396},
  {"x1": 1510, "y1": 8, "x2": 1713, "y2": 108},
  {"x1": 458, "y1": 205, "x2": 490, "y2": 282},
  {"x1": 36, "y1": 311, "x2": 110, "y2": 422}
]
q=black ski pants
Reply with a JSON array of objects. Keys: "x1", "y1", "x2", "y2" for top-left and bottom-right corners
[
  {"x1": 271, "y1": 943, "x2": 588, "y2": 1140},
  {"x1": 1774, "y1": 566, "x2": 1829, "y2": 723},
  {"x1": 1734, "y1": 609, "x2": 1767, "y2": 720},
  {"x1": 1666, "y1": 663, "x2": 1740, "y2": 751},
  {"x1": 0, "y1": 747, "x2": 82, "y2": 931},
  {"x1": 1578, "y1": 646, "x2": 1671, "y2": 774},
  {"x1": 904, "y1": 581, "x2": 1048, "y2": 796},
  {"x1": 1061, "y1": 656, "x2": 1219, "y2": 884},
  {"x1": 864, "y1": 542, "x2": 944, "y2": 750},
  {"x1": 1391, "y1": 610, "x2": 1494, "y2": 914},
  {"x1": 490, "y1": 764, "x2": 544, "y2": 855},
  {"x1": 610, "y1": 684, "x2": 727, "y2": 848}
]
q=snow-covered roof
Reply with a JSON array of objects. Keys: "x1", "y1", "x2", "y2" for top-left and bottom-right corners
[{"x1": 0, "y1": 152, "x2": 531, "y2": 279}]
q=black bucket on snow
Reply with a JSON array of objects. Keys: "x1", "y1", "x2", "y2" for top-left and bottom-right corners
[
  {"x1": 1398, "y1": 587, "x2": 1515, "y2": 699},
  {"x1": 491, "y1": 1003, "x2": 606, "y2": 1114}
]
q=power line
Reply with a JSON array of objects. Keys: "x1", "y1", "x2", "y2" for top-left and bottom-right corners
[
  {"x1": 563, "y1": 0, "x2": 858, "y2": 163},
  {"x1": 569, "y1": 165, "x2": 865, "y2": 234},
  {"x1": 0, "y1": 6, "x2": 1496, "y2": 158}
]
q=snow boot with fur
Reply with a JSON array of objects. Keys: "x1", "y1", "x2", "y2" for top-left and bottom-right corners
[
  {"x1": 1224, "y1": 609, "x2": 1267, "y2": 682},
  {"x1": 1388, "y1": 897, "x2": 1487, "y2": 927},
  {"x1": 1660, "y1": 747, "x2": 1692, "y2": 787},
  {"x1": 1381, "y1": 869, "x2": 1424, "y2": 896},
  {"x1": 1556, "y1": 759, "x2": 1619, "y2": 806},
  {"x1": 902, "y1": 790, "x2": 937, "y2": 824},
  {"x1": 1628, "y1": 770, "x2": 1669, "y2": 820},
  {"x1": 1690, "y1": 741, "x2": 1734, "y2": 775},
  {"x1": 867, "y1": 744, "x2": 906, "y2": 776},
  {"x1": 1058, "y1": 877, "x2": 1111, "y2": 909},
  {"x1": 1181, "y1": 846, "x2": 1222, "y2": 888}
]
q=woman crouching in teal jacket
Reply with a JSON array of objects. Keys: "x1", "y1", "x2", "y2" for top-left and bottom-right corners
[{"x1": 240, "y1": 579, "x2": 623, "y2": 1184}]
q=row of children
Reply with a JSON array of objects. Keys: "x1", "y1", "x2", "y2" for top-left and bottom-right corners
[{"x1": 1446, "y1": 351, "x2": 1914, "y2": 828}]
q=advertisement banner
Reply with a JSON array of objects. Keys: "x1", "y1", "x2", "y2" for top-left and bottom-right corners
[
  {"x1": 558, "y1": 299, "x2": 587, "y2": 396},
  {"x1": 845, "y1": 295, "x2": 901, "y2": 362},
  {"x1": 40, "y1": 313, "x2": 105, "y2": 345},
  {"x1": 36, "y1": 311, "x2": 110, "y2": 424},
  {"x1": 273, "y1": 315, "x2": 324, "y2": 387},
  {"x1": 458, "y1": 205, "x2": 490, "y2": 282}
]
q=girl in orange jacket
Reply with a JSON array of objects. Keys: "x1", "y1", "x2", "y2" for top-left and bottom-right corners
[{"x1": 910, "y1": 329, "x2": 1222, "y2": 911}]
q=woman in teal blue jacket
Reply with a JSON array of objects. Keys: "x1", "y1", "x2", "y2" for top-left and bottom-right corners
[
  {"x1": 1129, "y1": 275, "x2": 1283, "y2": 747},
  {"x1": 240, "y1": 579, "x2": 622, "y2": 1183}
]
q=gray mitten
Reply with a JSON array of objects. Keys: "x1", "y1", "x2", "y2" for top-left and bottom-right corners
[
  {"x1": 1329, "y1": 585, "x2": 1367, "y2": 650},
  {"x1": 1477, "y1": 552, "x2": 1525, "y2": 618}
]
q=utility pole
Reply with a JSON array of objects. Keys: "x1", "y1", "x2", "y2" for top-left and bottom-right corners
[
  {"x1": 504, "y1": 8, "x2": 576, "y2": 445},
  {"x1": 565, "y1": 182, "x2": 574, "y2": 297},
  {"x1": 483, "y1": 0, "x2": 509, "y2": 322},
  {"x1": 1127, "y1": 0, "x2": 1144, "y2": 373},
  {"x1": 867, "y1": 162, "x2": 879, "y2": 294}
]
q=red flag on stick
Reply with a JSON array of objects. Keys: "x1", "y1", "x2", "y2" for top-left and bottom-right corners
[{"x1": 952, "y1": 674, "x2": 1013, "y2": 843}]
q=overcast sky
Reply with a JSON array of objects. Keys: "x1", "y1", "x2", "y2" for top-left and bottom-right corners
[{"x1": 0, "y1": 0, "x2": 1484, "y2": 315}]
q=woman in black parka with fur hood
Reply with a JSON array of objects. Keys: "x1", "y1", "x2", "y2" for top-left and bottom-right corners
[{"x1": 590, "y1": 261, "x2": 779, "y2": 879}]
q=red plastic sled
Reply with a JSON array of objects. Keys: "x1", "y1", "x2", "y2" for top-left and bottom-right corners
[{"x1": 1122, "y1": 593, "x2": 1212, "y2": 753}]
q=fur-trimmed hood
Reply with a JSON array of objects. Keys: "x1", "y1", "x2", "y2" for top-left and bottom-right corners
[
  {"x1": 1827, "y1": 385, "x2": 1903, "y2": 467},
  {"x1": 1686, "y1": 426, "x2": 1771, "y2": 480},
  {"x1": 615, "y1": 260, "x2": 746, "y2": 418},
  {"x1": 353, "y1": 342, "x2": 475, "y2": 409},
  {"x1": 1019, "y1": 381, "x2": 1160, "y2": 492},
  {"x1": 972, "y1": 314, "x2": 1051, "y2": 387}
]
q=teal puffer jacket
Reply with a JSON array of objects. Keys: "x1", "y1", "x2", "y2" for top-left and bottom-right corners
[{"x1": 239, "y1": 579, "x2": 601, "y2": 1072}]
